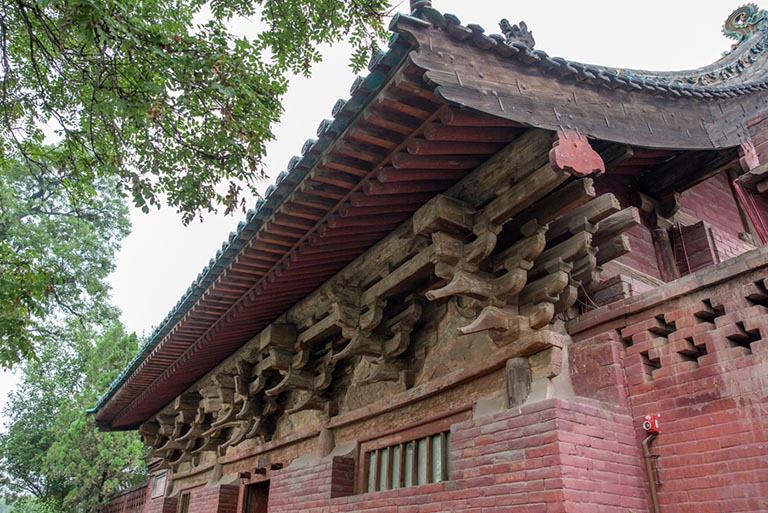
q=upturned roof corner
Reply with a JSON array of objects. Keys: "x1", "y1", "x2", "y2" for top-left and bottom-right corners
[{"x1": 91, "y1": 4, "x2": 768, "y2": 432}]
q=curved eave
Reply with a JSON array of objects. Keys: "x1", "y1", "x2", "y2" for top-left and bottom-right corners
[
  {"x1": 93, "y1": 7, "x2": 768, "y2": 430},
  {"x1": 394, "y1": 11, "x2": 768, "y2": 150},
  {"x1": 93, "y1": 27, "x2": 527, "y2": 430},
  {"x1": 92, "y1": 35, "x2": 413, "y2": 427}
]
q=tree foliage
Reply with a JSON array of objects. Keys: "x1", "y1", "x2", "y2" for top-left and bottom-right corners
[
  {"x1": 0, "y1": 0, "x2": 390, "y2": 222},
  {"x1": 0, "y1": 155, "x2": 142, "y2": 511},
  {"x1": 0, "y1": 2, "x2": 394, "y2": 509},
  {"x1": 0, "y1": 323, "x2": 147, "y2": 513},
  {"x1": 0, "y1": 155, "x2": 129, "y2": 368}
]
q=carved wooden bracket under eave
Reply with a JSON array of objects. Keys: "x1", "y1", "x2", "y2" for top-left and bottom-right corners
[{"x1": 549, "y1": 130, "x2": 605, "y2": 177}]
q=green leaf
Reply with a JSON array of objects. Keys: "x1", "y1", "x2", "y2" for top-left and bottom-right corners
[{"x1": 0, "y1": 0, "x2": 390, "y2": 223}]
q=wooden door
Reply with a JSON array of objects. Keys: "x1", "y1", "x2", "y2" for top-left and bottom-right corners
[{"x1": 243, "y1": 481, "x2": 269, "y2": 513}]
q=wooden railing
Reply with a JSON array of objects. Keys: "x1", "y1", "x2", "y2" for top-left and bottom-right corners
[{"x1": 101, "y1": 481, "x2": 149, "y2": 513}]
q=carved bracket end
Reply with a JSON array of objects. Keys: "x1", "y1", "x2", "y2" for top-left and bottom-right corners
[{"x1": 550, "y1": 130, "x2": 605, "y2": 177}]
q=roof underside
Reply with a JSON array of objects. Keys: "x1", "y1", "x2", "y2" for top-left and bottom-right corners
[{"x1": 93, "y1": 7, "x2": 768, "y2": 430}]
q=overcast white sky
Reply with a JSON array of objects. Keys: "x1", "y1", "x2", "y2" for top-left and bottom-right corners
[{"x1": 0, "y1": 0, "x2": 758, "y2": 420}]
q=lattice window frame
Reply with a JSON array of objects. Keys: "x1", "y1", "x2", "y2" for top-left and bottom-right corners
[{"x1": 356, "y1": 409, "x2": 469, "y2": 494}]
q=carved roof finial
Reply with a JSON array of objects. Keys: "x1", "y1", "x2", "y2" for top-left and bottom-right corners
[
  {"x1": 723, "y1": 4, "x2": 768, "y2": 47},
  {"x1": 500, "y1": 19, "x2": 535, "y2": 50}
]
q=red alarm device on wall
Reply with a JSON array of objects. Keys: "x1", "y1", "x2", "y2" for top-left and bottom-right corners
[{"x1": 642, "y1": 414, "x2": 661, "y2": 433}]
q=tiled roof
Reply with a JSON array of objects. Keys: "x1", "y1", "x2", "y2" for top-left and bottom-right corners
[
  {"x1": 394, "y1": 7, "x2": 768, "y2": 98},
  {"x1": 92, "y1": 5, "x2": 768, "y2": 427},
  {"x1": 90, "y1": 35, "x2": 412, "y2": 417}
]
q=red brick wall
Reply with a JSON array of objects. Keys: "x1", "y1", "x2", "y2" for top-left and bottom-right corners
[
  {"x1": 570, "y1": 249, "x2": 768, "y2": 513},
  {"x1": 267, "y1": 399, "x2": 647, "y2": 513},
  {"x1": 678, "y1": 172, "x2": 754, "y2": 265},
  {"x1": 218, "y1": 485, "x2": 239, "y2": 513},
  {"x1": 178, "y1": 484, "x2": 238, "y2": 513},
  {"x1": 145, "y1": 494, "x2": 177, "y2": 513},
  {"x1": 569, "y1": 331, "x2": 628, "y2": 407},
  {"x1": 679, "y1": 173, "x2": 743, "y2": 236},
  {"x1": 185, "y1": 486, "x2": 216, "y2": 513},
  {"x1": 710, "y1": 225, "x2": 754, "y2": 262}
]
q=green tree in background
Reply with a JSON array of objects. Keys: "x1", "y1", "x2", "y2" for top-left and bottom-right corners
[
  {"x1": 0, "y1": 2, "x2": 394, "y2": 509},
  {"x1": 0, "y1": 150, "x2": 135, "y2": 509},
  {"x1": 0, "y1": 156, "x2": 130, "y2": 367},
  {"x1": 1, "y1": 0, "x2": 391, "y2": 367},
  {"x1": 1, "y1": 0, "x2": 389, "y2": 222},
  {"x1": 0, "y1": 158, "x2": 142, "y2": 511},
  {"x1": 0, "y1": 323, "x2": 147, "y2": 513}
]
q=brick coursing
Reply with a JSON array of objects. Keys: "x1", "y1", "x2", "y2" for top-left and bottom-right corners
[
  {"x1": 268, "y1": 399, "x2": 646, "y2": 513},
  {"x1": 105, "y1": 249, "x2": 768, "y2": 513},
  {"x1": 571, "y1": 257, "x2": 768, "y2": 513}
]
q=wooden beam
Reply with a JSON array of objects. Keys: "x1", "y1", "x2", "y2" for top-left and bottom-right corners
[
  {"x1": 596, "y1": 234, "x2": 632, "y2": 265},
  {"x1": 598, "y1": 143, "x2": 635, "y2": 171},
  {"x1": 347, "y1": 126, "x2": 400, "y2": 150},
  {"x1": 349, "y1": 192, "x2": 435, "y2": 207},
  {"x1": 322, "y1": 156, "x2": 371, "y2": 177},
  {"x1": 477, "y1": 163, "x2": 569, "y2": 227},
  {"x1": 424, "y1": 124, "x2": 520, "y2": 142},
  {"x1": 376, "y1": 96, "x2": 433, "y2": 119},
  {"x1": 363, "y1": 180, "x2": 454, "y2": 196},
  {"x1": 363, "y1": 109, "x2": 418, "y2": 135},
  {"x1": 336, "y1": 142, "x2": 384, "y2": 163},
  {"x1": 546, "y1": 193, "x2": 621, "y2": 243},
  {"x1": 640, "y1": 148, "x2": 739, "y2": 196},
  {"x1": 593, "y1": 207, "x2": 641, "y2": 246},
  {"x1": 338, "y1": 202, "x2": 424, "y2": 217},
  {"x1": 376, "y1": 167, "x2": 469, "y2": 183},
  {"x1": 448, "y1": 129, "x2": 553, "y2": 206},
  {"x1": 406, "y1": 139, "x2": 504, "y2": 155},
  {"x1": 392, "y1": 153, "x2": 485, "y2": 169},
  {"x1": 440, "y1": 108, "x2": 522, "y2": 127}
]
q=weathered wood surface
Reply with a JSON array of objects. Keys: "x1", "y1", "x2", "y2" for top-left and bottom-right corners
[
  {"x1": 139, "y1": 125, "x2": 641, "y2": 472},
  {"x1": 546, "y1": 193, "x2": 621, "y2": 243},
  {"x1": 447, "y1": 129, "x2": 553, "y2": 205},
  {"x1": 403, "y1": 26, "x2": 764, "y2": 150},
  {"x1": 640, "y1": 149, "x2": 740, "y2": 196}
]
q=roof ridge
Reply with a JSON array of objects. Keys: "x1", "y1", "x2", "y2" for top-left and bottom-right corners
[{"x1": 392, "y1": 6, "x2": 768, "y2": 99}]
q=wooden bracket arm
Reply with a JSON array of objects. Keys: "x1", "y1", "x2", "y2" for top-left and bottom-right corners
[
  {"x1": 265, "y1": 368, "x2": 315, "y2": 396},
  {"x1": 331, "y1": 332, "x2": 386, "y2": 361},
  {"x1": 458, "y1": 305, "x2": 518, "y2": 335},
  {"x1": 426, "y1": 268, "x2": 495, "y2": 301}
]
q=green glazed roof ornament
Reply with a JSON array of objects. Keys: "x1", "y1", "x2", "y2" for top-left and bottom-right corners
[{"x1": 724, "y1": 4, "x2": 768, "y2": 46}]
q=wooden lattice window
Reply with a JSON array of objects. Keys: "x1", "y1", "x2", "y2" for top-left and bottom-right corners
[
  {"x1": 178, "y1": 492, "x2": 191, "y2": 513},
  {"x1": 357, "y1": 408, "x2": 469, "y2": 494},
  {"x1": 364, "y1": 431, "x2": 450, "y2": 492}
]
